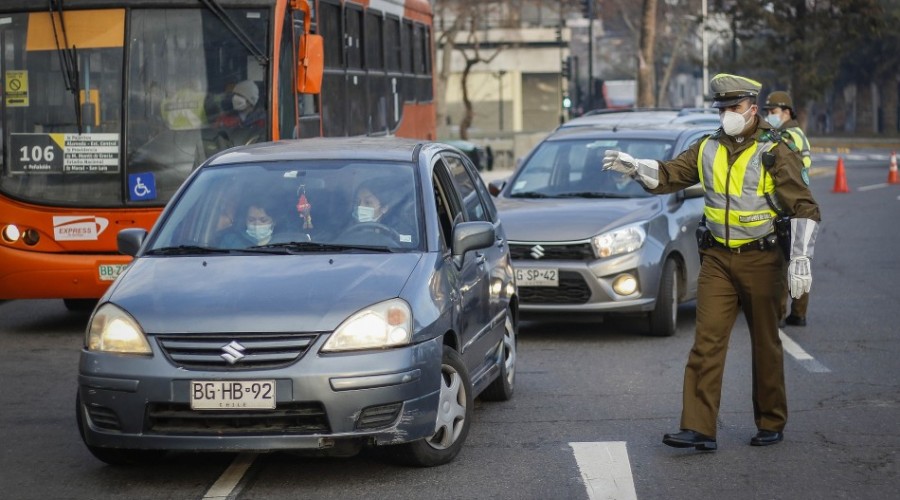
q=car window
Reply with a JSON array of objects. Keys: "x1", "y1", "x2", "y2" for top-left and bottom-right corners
[
  {"x1": 432, "y1": 158, "x2": 465, "y2": 250},
  {"x1": 443, "y1": 153, "x2": 490, "y2": 222},
  {"x1": 509, "y1": 138, "x2": 667, "y2": 198},
  {"x1": 149, "y1": 160, "x2": 422, "y2": 251}
]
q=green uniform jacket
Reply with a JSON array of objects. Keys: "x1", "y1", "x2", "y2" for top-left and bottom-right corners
[{"x1": 647, "y1": 118, "x2": 821, "y2": 222}]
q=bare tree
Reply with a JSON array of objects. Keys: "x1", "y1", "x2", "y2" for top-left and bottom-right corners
[{"x1": 636, "y1": 0, "x2": 658, "y2": 107}]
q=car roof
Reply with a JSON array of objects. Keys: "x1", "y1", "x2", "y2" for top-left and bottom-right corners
[
  {"x1": 544, "y1": 123, "x2": 716, "y2": 142},
  {"x1": 205, "y1": 137, "x2": 432, "y2": 166},
  {"x1": 558, "y1": 107, "x2": 719, "y2": 130}
]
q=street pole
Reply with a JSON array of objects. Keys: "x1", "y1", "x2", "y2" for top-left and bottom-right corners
[
  {"x1": 587, "y1": 2, "x2": 594, "y2": 111},
  {"x1": 497, "y1": 70, "x2": 506, "y2": 131},
  {"x1": 701, "y1": 0, "x2": 708, "y2": 106}
]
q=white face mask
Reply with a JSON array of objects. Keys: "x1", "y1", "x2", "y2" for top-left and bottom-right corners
[
  {"x1": 355, "y1": 205, "x2": 376, "y2": 223},
  {"x1": 720, "y1": 107, "x2": 754, "y2": 136},
  {"x1": 766, "y1": 113, "x2": 783, "y2": 128},
  {"x1": 246, "y1": 223, "x2": 273, "y2": 243},
  {"x1": 232, "y1": 95, "x2": 249, "y2": 112}
]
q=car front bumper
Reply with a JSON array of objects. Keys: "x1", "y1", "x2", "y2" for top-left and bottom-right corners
[{"x1": 78, "y1": 335, "x2": 443, "y2": 451}]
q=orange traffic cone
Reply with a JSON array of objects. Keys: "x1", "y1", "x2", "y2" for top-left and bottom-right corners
[
  {"x1": 888, "y1": 151, "x2": 899, "y2": 184},
  {"x1": 832, "y1": 157, "x2": 850, "y2": 193}
]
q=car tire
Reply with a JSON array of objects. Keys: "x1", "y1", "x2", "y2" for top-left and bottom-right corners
[
  {"x1": 390, "y1": 345, "x2": 473, "y2": 467},
  {"x1": 647, "y1": 258, "x2": 678, "y2": 337},
  {"x1": 64, "y1": 299, "x2": 98, "y2": 312},
  {"x1": 76, "y1": 393, "x2": 165, "y2": 466},
  {"x1": 480, "y1": 311, "x2": 516, "y2": 401}
]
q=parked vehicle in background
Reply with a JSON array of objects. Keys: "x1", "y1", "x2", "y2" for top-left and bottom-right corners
[
  {"x1": 489, "y1": 124, "x2": 714, "y2": 336},
  {"x1": 559, "y1": 107, "x2": 719, "y2": 130},
  {"x1": 76, "y1": 137, "x2": 517, "y2": 468},
  {"x1": 442, "y1": 140, "x2": 489, "y2": 171}
]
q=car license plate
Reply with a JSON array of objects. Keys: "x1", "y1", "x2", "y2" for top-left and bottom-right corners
[
  {"x1": 98, "y1": 263, "x2": 128, "y2": 281},
  {"x1": 515, "y1": 268, "x2": 558, "y2": 287},
  {"x1": 190, "y1": 380, "x2": 276, "y2": 410}
]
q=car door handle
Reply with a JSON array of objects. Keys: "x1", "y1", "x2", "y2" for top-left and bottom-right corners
[
  {"x1": 475, "y1": 252, "x2": 486, "y2": 266},
  {"x1": 495, "y1": 236, "x2": 505, "y2": 249}
]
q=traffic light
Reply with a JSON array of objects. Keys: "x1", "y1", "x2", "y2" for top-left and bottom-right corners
[
  {"x1": 555, "y1": 25, "x2": 563, "y2": 43},
  {"x1": 561, "y1": 58, "x2": 570, "y2": 80},
  {"x1": 562, "y1": 94, "x2": 572, "y2": 109},
  {"x1": 580, "y1": 0, "x2": 593, "y2": 19}
]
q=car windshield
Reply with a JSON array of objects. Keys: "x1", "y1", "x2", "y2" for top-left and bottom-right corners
[
  {"x1": 508, "y1": 138, "x2": 674, "y2": 198},
  {"x1": 148, "y1": 160, "x2": 422, "y2": 253}
]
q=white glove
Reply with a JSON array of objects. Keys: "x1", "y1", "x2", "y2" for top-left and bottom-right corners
[
  {"x1": 788, "y1": 256, "x2": 812, "y2": 299},
  {"x1": 603, "y1": 150, "x2": 637, "y2": 176}
]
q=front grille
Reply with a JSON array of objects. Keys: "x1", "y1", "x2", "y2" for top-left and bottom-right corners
[
  {"x1": 509, "y1": 242, "x2": 594, "y2": 261},
  {"x1": 356, "y1": 403, "x2": 402, "y2": 430},
  {"x1": 146, "y1": 402, "x2": 329, "y2": 435},
  {"x1": 519, "y1": 271, "x2": 592, "y2": 304},
  {"x1": 87, "y1": 405, "x2": 122, "y2": 431},
  {"x1": 157, "y1": 333, "x2": 319, "y2": 370}
]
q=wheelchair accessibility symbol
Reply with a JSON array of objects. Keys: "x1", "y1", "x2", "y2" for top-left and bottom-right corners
[{"x1": 128, "y1": 173, "x2": 157, "y2": 201}]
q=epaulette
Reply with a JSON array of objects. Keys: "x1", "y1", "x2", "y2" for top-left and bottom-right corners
[{"x1": 710, "y1": 129, "x2": 723, "y2": 140}]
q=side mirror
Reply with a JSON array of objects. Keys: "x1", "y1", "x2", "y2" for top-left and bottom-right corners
[
  {"x1": 451, "y1": 221, "x2": 495, "y2": 265},
  {"x1": 297, "y1": 33, "x2": 324, "y2": 94},
  {"x1": 117, "y1": 228, "x2": 148, "y2": 257},
  {"x1": 488, "y1": 179, "x2": 506, "y2": 196}
]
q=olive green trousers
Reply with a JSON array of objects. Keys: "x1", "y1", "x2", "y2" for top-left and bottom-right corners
[{"x1": 680, "y1": 245, "x2": 787, "y2": 437}]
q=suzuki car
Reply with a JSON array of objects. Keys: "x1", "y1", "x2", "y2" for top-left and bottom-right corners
[
  {"x1": 77, "y1": 138, "x2": 517, "y2": 467},
  {"x1": 490, "y1": 125, "x2": 712, "y2": 336}
]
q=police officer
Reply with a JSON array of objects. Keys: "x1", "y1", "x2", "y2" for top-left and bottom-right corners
[
  {"x1": 765, "y1": 90, "x2": 812, "y2": 326},
  {"x1": 602, "y1": 74, "x2": 821, "y2": 450}
]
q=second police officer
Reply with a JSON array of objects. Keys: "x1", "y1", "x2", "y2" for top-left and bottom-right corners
[
  {"x1": 602, "y1": 74, "x2": 821, "y2": 450},
  {"x1": 765, "y1": 90, "x2": 813, "y2": 327}
]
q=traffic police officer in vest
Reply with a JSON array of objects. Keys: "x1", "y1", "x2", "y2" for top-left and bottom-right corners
[
  {"x1": 765, "y1": 90, "x2": 813, "y2": 327},
  {"x1": 602, "y1": 74, "x2": 821, "y2": 450}
]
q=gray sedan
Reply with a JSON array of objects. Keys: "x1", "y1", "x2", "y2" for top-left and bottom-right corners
[
  {"x1": 491, "y1": 125, "x2": 712, "y2": 336},
  {"x1": 77, "y1": 138, "x2": 517, "y2": 467}
]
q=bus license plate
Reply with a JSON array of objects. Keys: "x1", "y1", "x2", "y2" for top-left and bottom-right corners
[
  {"x1": 515, "y1": 268, "x2": 558, "y2": 287},
  {"x1": 190, "y1": 380, "x2": 276, "y2": 410},
  {"x1": 98, "y1": 263, "x2": 128, "y2": 281}
]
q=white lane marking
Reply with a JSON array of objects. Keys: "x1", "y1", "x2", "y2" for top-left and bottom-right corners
[
  {"x1": 858, "y1": 183, "x2": 888, "y2": 191},
  {"x1": 779, "y1": 330, "x2": 831, "y2": 373},
  {"x1": 570, "y1": 442, "x2": 637, "y2": 500},
  {"x1": 203, "y1": 453, "x2": 257, "y2": 499}
]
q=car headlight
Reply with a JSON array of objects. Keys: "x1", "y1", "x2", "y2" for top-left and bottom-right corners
[
  {"x1": 591, "y1": 224, "x2": 646, "y2": 258},
  {"x1": 86, "y1": 303, "x2": 152, "y2": 355},
  {"x1": 322, "y1": 299, "x2": 412, "y2": 352}
]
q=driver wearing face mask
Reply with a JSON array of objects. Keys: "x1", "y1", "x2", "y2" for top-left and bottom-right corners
[
  {"x1": 602, "y1": 73, "x2": 820, "y2": 451},
  {"x1": 214, "y1": 80, "x2": 266, "y2": 144}
]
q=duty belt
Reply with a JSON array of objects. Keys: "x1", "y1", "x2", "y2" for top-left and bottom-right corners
[{"x1": 709, "y1": 234, "x2": 778, "y2": 253}]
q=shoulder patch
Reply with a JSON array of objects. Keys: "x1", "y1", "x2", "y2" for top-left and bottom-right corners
[{"x1": 801, "y1": 167, "x2": 810, "y2": 186}]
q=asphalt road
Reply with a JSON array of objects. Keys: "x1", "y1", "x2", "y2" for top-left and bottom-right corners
[{"x1": 1, "y1": 154, "x2": 898, "y2": 499}]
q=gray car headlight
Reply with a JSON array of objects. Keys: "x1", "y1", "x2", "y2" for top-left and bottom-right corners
[
  {"x1": 86, "y1": 303, "x2": 152, "y2": 355},
  {"x1": 322, "y1": 298, "x2": 412, "y2": 352},
  {"x1": 591, "y1": 224, "x2": 647, "y2": 258}
]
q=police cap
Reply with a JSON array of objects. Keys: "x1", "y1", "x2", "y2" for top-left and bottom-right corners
[
  {"x1": 764, "y1": 91, "x2": 793, "y2": 110},
  {"x1": 710, "y1": 73, "x2": 762, "y2": 108}
]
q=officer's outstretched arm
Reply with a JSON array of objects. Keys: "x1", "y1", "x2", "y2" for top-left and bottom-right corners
[
  {"x1": 602, "y1": 150, "x2": 659, "y2": 189},
  {"x1": 788, "y1": 218, "x2": 818, "y2": 299}
]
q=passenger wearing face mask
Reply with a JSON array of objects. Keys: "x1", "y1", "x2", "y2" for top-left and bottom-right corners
[
  {"x1": 602, "y1": 74, "x2": 820, "y2": 451},
  {"x1": 764, "y1": 91, "x2": 813, "y2": 328},
  {"x1": 219, "y1": 200, "x2": 280, "y2": 248}
]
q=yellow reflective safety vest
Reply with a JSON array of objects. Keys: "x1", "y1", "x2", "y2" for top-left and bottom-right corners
[
  {"x1": 697, "y1": 136, "x2": 780, "y2": 247},
  {"x1": 785, "y1": 126, "x2": 812, "y2": 169}
]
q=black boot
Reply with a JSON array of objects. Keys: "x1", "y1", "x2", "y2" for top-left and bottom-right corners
[{"x1": 662, "y1": 429, "x2": 717, "y2": 451}]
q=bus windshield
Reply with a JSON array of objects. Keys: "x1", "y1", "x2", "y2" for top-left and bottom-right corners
[{"x1": 0, "y1": 6, "x2": 270, "y2": 208}]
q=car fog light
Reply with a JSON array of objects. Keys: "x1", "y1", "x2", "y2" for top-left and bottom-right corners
[
  {"x1": 2, "y1": 224, "x2": 20, "y2": 243},
  {"x1": 612, "y1": 273, "x2": 638, "y2": 296},
  {"x1": 23, "y1": 229, "x2": 40, "y2": 246}
]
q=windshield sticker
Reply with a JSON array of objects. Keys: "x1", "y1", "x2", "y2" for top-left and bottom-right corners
[
  {"x1": 129, "y1": 173, "x2": 157, "y2": 201},
  {"x1": 514, "y1": 180, "x2": 528, "y2": 190},
  {"x1": 52, "y1": 216, "x2": 109, "y2": 241},
  {"x1": 5, "y1": 70, "x2": 29, "y2": 107},
  {"x1": 9, "y1": 133, "x2": 120, "y2": 174}
]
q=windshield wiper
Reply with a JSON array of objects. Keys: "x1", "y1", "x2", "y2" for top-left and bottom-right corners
[
  {"x1": 510, "y1": 191, "x2": 550, "y2": 198},
  {"x1": 198, "y1": 0, "x2": 269, "y2": 66},
  {"x1": 254, "y1": 241, "x2": 396, "y2": 253},
  {"x1": 48, "y1": 0, "x2": 83, "y2": 134},
  {"x1": 145, "y1": 245, "x2": 234, "y2": 255},
  {"x1": 557, "y1": 192, "x2": 632, "y2": 199}
]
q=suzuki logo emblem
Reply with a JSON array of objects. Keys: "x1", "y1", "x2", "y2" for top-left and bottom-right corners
[
  {"x1": 221, "y1": 341, "x2": 246, "y2": 364},
  {"x1": 530, "y1": 244, "x2": 545, "y2": 260}
]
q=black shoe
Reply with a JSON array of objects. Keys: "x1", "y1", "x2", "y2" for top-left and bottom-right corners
[
  {"x1": 663, "y1": 429, "x2": 717, "y2": 451},
  {"x1": 785, "y1": 315, "x2": 806, "y2": 327},
  {"x1": 750, "y1": 430, "x2": 784, "y2": 446}
]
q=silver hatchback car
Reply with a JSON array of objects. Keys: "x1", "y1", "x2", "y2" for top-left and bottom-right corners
[
  {"x1": 77, "y1": 138, "x2": 517, "y2": 467},
  {"x1": 491, "y1": 125, "x2": 712, "y2": 336}
]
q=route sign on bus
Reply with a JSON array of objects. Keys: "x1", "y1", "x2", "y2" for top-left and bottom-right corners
[{"x1": 9, "y1": 133, "x2": 120, "y2": 174}]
